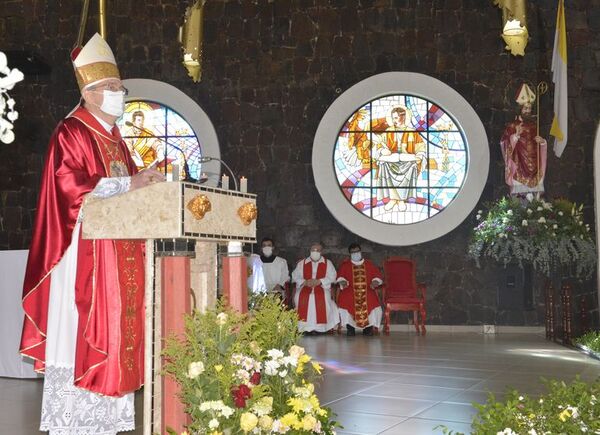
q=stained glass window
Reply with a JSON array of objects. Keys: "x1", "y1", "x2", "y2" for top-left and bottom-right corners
[
  {"x1": 116, "y1": 100, "x2": 202, "y2": 181},
  {"x1": 334, "y1": 95, "x2": 468, "y2": 225}
]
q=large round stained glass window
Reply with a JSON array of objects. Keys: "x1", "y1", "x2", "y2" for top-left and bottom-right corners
[
  {"x1": 313, "y1": 72, "x2": 489, "y2": 246},
  {"x1": 334, "y1": 95, "x2": 467, "y2": 225}
]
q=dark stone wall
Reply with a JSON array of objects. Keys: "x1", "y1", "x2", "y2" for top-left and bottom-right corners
[{"x1": 1, "y1": 0, "x2": 599, "y2": 327}]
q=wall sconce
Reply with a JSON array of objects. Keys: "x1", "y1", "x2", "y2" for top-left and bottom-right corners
[
  {"x1": 495, "y1": 0, "x2": 528, "y2": 56},
  {"x1": 179, "y1": 0, "x2": 206, "y2": 82}
]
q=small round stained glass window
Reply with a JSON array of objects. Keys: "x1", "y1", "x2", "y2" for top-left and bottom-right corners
[
  {"x1": 333, "y1": 95, "x2": 468, "y2": 225},
  {"x1": 116, "y1": 100, "x2": 202, "y2": 181}
]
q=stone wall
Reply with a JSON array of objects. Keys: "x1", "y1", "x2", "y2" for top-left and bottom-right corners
[{"x1": 1, "y1": 0, "x2": 599, "y2": 327}]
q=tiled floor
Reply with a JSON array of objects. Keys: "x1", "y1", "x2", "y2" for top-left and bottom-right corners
[{"x1": 1, "y1": 333, "x2": 599, "y2": 434}]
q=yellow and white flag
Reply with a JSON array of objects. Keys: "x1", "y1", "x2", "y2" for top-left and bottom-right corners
[{"x1": 550, "y1": 0, "x2": 568, "y2": 157}]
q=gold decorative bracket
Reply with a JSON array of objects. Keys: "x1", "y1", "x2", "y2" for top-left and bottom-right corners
[
  {"x1": 187, "y1": 194, "x2": 212, "y2": 220},
  {"x1": 238, "y1": 203, "x2": 258, "y2": 226}
]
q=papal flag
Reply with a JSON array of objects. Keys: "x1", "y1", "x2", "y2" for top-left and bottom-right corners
[{"x1": 550, "y1": 0, "x2": 568, "y2": 157}]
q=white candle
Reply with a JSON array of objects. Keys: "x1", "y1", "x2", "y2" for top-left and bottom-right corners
[
  {"x1": 221, "y1": 174, "x2": 229, "y2": 190},
  {"x1": 240, "y1": 176, "x2": 248, "y2": 193}
]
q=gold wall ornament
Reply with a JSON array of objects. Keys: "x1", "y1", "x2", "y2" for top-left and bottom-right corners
[
  {"x1": 187, "y1": 194, "x2": 212, "y2": 220},
  {"x1": 494, "y1": 0, "x2": 528, "y2": 56},
  {"x1": 237, "y1": 203, "x2": 258, "y2": 226},
  {"x1": 179, "y1": 0, "x2": 206, "y2": 82}
]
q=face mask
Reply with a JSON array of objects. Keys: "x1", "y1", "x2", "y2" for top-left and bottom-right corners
[
  {"x1": 310, "y1": 251, "x2": 321, "y2": 262},
  {"x1": 351, "y1": 252, "x2": 362, "y2": 262},
  {"x1": 99, "y1": 90, "x2": 125, "y2": 117},
  {"x1": 262, "y1": 246, "x2": 273, "y2": 257}
]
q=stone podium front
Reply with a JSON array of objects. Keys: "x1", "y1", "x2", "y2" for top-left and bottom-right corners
[{"x1": 82, "y1": 181, "x2": 256, "y2": 434}]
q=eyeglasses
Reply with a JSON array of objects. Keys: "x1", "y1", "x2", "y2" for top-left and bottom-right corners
[{"x1": 89, "y1": 83, "x2": 129, "y2": 95}]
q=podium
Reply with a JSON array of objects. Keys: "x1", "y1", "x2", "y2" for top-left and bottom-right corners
[{"x1": 82, "y1": 181, "x2": 257, "y2": 434}]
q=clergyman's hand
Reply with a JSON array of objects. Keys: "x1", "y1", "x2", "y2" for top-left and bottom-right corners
[{"x1": 130, "y1": 168, "x2": 165, "y2": 191}]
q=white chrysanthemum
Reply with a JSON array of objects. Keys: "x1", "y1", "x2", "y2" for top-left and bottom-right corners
[
  {"x1": 538, "y1": 217, "x2": 546, "y2": 223},
  {"x1": 187, "y1": 361, "x2": 205, "y2": 379},
  {"x1": 209, "y1": 418, "x2": 219, "y2": 429},
  {"x1": 267, "y1": 349, "x2": 285, "y2": 360},
  {"x1": 522, "y1": 220, "x2": 528, "y2": 227},
  {"x1": 265, "y1": 360, "x2": 280, "y2": 376},
  {"x1": 216, "y1": 312, "x2": 228, "y2": 325}
]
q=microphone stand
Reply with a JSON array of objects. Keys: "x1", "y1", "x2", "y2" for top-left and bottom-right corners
[{"x1": 200, "y1": 156, "x2": 239, "y2": 191}]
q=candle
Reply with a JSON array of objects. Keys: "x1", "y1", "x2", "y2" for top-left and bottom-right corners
[
  {"x1": 221, "y1": 174, "x2": 229, "y2": 190},
  {"x1": 240, "y1": 176, "x2": 248, "y2": 193}
]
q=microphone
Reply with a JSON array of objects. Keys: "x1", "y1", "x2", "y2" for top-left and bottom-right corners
[
  {"x1": 199, "y1": 156, "x2": 239, "y2": 191},
  {"x1": 124, "y1": 121, "x2": 193, "y2": 181}
]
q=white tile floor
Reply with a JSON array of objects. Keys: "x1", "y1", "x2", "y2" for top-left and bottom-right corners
[{"x1": 1, "y1": 332, "x2": 599, "y2": 434}]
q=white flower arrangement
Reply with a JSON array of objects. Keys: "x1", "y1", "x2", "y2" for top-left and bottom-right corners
[
  {"x1": 469, "y1": 197, "x2": 596, "y2": 278},
  {"x1": 0, "y1": 52, "x2": 24, "y2": 144}
]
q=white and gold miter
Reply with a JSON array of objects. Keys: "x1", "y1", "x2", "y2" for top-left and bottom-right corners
[
  {"x1": 71, "y1": 33, "x2": 120, "y2": 90},
  {"x1": 515, "y1": 83, "x2": 536, "y2": 106}
]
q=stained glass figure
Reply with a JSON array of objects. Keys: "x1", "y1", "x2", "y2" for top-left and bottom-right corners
[
  {"x1": 334, "y1": 95, "x2": 468, "y2": 224},
  {"x1": 117, "y1": 100, "x2": 203, "y2": 181}
]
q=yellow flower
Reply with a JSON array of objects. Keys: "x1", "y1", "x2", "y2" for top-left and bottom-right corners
[
  {"x1": 259, "y1": 415, "x2": 273, "y2": 430},
  {"x1": 558, "y1": 409, "x2": 571, "y2": 422},
  {"x1": 299, "y1": 354, "x2": 312, "y2": 364},
  {"x1": 528, "y1": 413, "x2": 535, "y2": 419},
  {"x1": 288, "y1": 397, "x2": 304, "y2": 413},
  {"x1": 240, "y1": 412, "x2": 259, "y2": 432},
  {"x1": 208, "y1": 432, "x2": 222, "y2": 435},
  {"x1": 309, "y1": 395, "x2": 320, "y2": 410},
  {"x1": 302, "y1": 414, "x2": 318, "y2": 431},
  {"x1": 311, "y1": 361, "x2": 323, "y2": 374},
  {"x1": 214, "y1": 365, "x2": 223, "y2": 373},
  {"x1": 296, "y1": 362, "x2": 305, "y2": 374},
  {"x1": 280, "y1": 412, "x2": 299, "y2": 428}
]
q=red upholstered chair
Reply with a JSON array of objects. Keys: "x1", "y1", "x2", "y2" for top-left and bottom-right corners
[{"x1": 382, "y1": 257, "x2": 426, "y2": 335}]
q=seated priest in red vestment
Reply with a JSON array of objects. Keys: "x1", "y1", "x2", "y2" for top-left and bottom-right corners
[
  {"x1": 19, "y1": 33, "x2": 164, "y2": 434},
  {"x1": 292, "y1": 243, "x2": 339, "y2": 334},
  {"x1": 336, "y1": 243, "x2": 383, "y2": 336}
]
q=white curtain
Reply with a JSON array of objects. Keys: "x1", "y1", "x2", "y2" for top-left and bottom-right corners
[{"x1": 0, "y1": 250, "x2": 40, "y2": 378}]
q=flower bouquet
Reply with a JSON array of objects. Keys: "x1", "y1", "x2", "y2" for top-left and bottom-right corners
[
  {"x1": 162, "y1": 296, "x2": 340, "y2": 434},
  {"x1": 438, "y1": 378, "x2": 600, "y2": 434},
  {"x1": 468, "y1": 196, "x2": 596, "y2": 279}
]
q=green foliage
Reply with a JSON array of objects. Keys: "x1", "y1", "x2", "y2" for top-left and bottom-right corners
[
  {"x1": 468, "y1": 196, "x2": 596, "y2": 279},
  {"x1": 438, "y1": 378, "x2": 600, "y2": 434},
  {"x1": 575, "y1": 330, "x2": 600, "y2": 353},
  {"x1": 162, "y1": 295, "x2": 339, "y2": 434}
]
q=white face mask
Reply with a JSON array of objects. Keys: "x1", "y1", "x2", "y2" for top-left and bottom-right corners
[
  {"x1": 351, "y1": 252, "x2": 362, "y2": 262},
  {"x1": 99, "y1": 90, "x2": 125, "y2": 117},
  {"x1": 262, "y1": 246, "x2": 273, "y2": 257},
  {"x1": 310, "y1": 251, "x2": 321, "y2": 262}
]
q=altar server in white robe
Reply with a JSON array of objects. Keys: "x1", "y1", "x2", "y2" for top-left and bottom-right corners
[
  {"x1": 292, "y1": 243, "x2": 339, "y2": 333},
  {"x1": 248, "y1": 237, "x2": 290, "y2": 297}
]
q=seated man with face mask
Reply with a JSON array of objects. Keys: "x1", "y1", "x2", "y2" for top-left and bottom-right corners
[
  {"x1": 292, "y1": 243, "x2": 339, "y2": 334},
  {"x1": 247, "y1": 237, "x2": 290, "y2": 297},
  {"x1": 336, "y1": 243, "x2": 383, "y2": 336}
]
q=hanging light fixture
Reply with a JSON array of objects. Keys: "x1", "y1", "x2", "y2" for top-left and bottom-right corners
[
  {"x1": 180, "y1": 0, "x2": 206, "y2": 82},
  {"x1": 494, "y1": 0, "x2": 529, "y2": 56}
]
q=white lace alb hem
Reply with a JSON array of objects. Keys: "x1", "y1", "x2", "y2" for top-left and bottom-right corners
[{"x1": 40, "y1": 365, "x2": 135, "y2": 435}]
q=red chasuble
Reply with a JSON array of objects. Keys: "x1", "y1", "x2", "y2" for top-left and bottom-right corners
[
  {"x1": 20, "y1": 106, "x2": 145, "y2": 397},
  {"x1": 337, "y1": 259, "x2": 382, "y2": 328},
  {"x1": 297, "y1": 259, "x2": 328, "y2": 324}
]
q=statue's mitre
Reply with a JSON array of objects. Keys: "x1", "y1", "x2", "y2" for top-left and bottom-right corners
[
  {"x1": 515, "y1": 83, "x2": 536, "y2": 105},
  {"x1": 71, "y1": 33, "x2": 120, "y2": 91}
]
